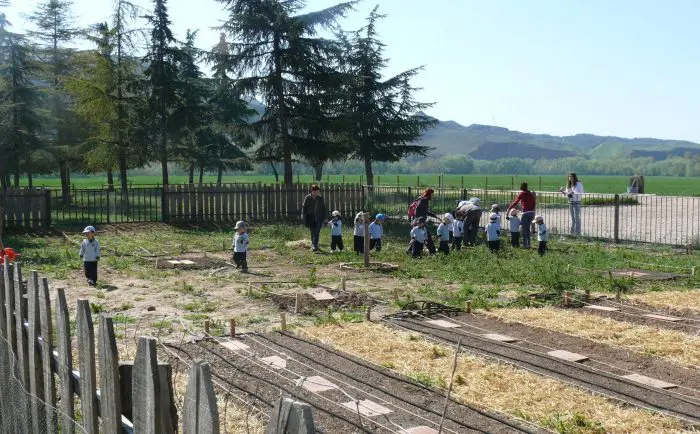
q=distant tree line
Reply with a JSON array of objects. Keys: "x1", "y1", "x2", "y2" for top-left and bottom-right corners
[{"x1": 0, "y1": 0, "x2": 436, "y2": 194}]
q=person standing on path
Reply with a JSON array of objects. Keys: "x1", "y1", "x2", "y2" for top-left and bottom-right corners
[
  {"x1": 506, "y1": 183, "x2": 537, "y2": 248},
  {"x1": 559, "y1": 173, "x2": 584, "y2": 236},
  {"x1": 414, "y1": 188, "x2": 438, "y2": 254},
  {"x1": 301, "y1": 184, "x2": 328, "y2": 252}
]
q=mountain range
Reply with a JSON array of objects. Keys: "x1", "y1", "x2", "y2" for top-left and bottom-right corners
[{"x1": 415, "y1": 113, "x2": 700, "y2": 161}]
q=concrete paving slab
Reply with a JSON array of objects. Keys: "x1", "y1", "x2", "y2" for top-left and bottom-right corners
[
  {"x1": 482, "y1": 333, "x2": 518, "y2": 343},
  {"x1": 547, "y1": 350, "x2": 589, "y2": 363},
  {"x1": 341, "y1": 399, "x2": 393, "y2": 417},
  {"x1": 425, "y1": 320, "x2": 461, "y2": 328},
  {"x1": 623, "y1": 373, "x2": 677, "y2": 389}
]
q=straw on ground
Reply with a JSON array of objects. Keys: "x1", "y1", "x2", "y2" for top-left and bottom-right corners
[
  {"x1": 300, "y1": 323, "x2": 685, "y2": 434},
  {"x1": 485, "y1": 307, "x2": 700, "y2": 368},
  {"x1": 627, "y1": 290, "x2": 700, "y2": 313}
]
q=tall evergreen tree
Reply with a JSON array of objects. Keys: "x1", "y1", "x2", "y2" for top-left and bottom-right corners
[
  {"x1": 218, "y1": 0, "x2": 355, "y2": 186},
  {"x1": 29, "y1": 0, "x2": 79, "y2": 201},
  {"x1": 343, "y1": 7, "x2": 436, "y2": 187},
  {"x1": 143, "y1": 0, "x2": 179, "y2": 186}
]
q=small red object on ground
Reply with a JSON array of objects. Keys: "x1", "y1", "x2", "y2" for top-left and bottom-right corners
[{"x1": 0, "y1": 248, "x2": 19, "y2": 264}]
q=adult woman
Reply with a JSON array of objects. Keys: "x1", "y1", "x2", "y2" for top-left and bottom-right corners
[
  {"x1": 301, "y1": 184, "x2": 328, "y2": 252},
  {"x1": 456, "y1": 197, "x2": 482, "y2": 246},
  {"x1": 560, "y1": 173, "x2": 584, "y2": 235},
  {"x1": 506, "y1": 182, "x2": 536, "y2": 248},
  {"x1": 414, "y1": 188, "x2": 437, "y2": 254}
]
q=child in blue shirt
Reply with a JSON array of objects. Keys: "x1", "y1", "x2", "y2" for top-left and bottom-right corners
[
  {"x1": 368, "y1": 214, "x2": 385, "y2": 252},
  {"x1": 486, "y1": 213, "x2": 501, "y2": 252},
  {"x1": 328, "y1": 210, "x2": 344, "y2": 252},
  {"x1": 437, "y1": 216, "x2": 451, "y2": 255}
]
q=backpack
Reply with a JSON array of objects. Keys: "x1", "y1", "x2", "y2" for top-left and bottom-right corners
[{"x1": 407, "y1": 198, "x2": 421, "y2": 220}]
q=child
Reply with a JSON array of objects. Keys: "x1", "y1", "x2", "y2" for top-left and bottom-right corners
[
  {"x1": 452, "y1": 217, "x2": 464, "y2": 251},
  {"x1": 369, "y1": 213, "x2": 385, "y2": 252},
  {"x1": 535, "y1": 215, "x2": 548, "y2": 256},
  {"x1": 232, "y1": 220, "x2": 249, "y2": 272},
  {"x1": 486, "y1": 213, "x2": 501, "y2": 252},
  {"x1": 490, "y1": 204, "x2": 501, "y2": 225},
  {"x1": 410, "y1": 218, "x2": 427, "y2": 258},
  {"x1": 506, "y1": 209, "x2": 521, "y2": 248},
  {"x1": 444, "y1": 213, "x2": 455, "y2": 244},
  {"x1": 353, "y1": 212, "x2": 365, "y2": 255},
  {"x1": 79, "y1": 226, "x2": 100, "y2": 286},
  {"x1": 328, "y1": 210, "x2": 344, "y2": 252},
  {"x1": 437, "y1": 216, "x2": 451, "y2": 255}
]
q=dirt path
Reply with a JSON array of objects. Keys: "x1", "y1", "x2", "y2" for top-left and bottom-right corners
[
  {"x1": 167, "y1": 333, "x2": 542, "y2": 434},
  {"x1": 385, "y1": 316, "x2": 700, "y2": 426}
]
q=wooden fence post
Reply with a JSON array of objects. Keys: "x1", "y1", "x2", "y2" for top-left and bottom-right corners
[
  {"x1": 158, "y1": 363, "x2": 178, "y2": 433},
  {"x1": 3, "y1": 262, "x2": 17, "y2": 357},
  {"x1": 28, "y1": 271, "x2": 46, "y2": 432},
  {"x1": 76, "y1": 299, "x2": 99, "y2": 434},
  {"x1": 183, "y1": 361, "x2": 220, "y2": 434},
  {"x1": 38, "y1": 278, "x2": 57, "y2": 432},
  {"x1": 98, "y1": 315, "x2": 122, "y2": 433},
  {"x1": 133, "y1": 337, "x2": 163, "y2": 434},
  {"x1": 13, "y1": 262, "x2": 32, "y2": 434},
  {"x1": 55, "y1": 288, "x2": 75, "y2": 434},
  {"x1": 363, "y1": 212, "x2": 370, "y2": 268}
]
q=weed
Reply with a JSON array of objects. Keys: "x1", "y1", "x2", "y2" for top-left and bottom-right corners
[
  {"x1": 113, "y1": 314, "x2": 136, "y2": 324},
  {"x1": 95, "y1": 291, "x2": 106, "y2": 299},
  {"x1": 431, "y1": 346, "x2": 448, "y2": 359},
  {"x1": 183, "y1": 301, "x2": 217, "y2": 313},
  {"x1": 407, "y1": 372, "x2": 443, "y2": 388},
  {"x1": 183, "y1": 313, "x2": 209, "y2": 321},
  {"x1": 90, "y1": 303, "x2": 104, "y2": 314},
  {"x1": 119, "y1": 302, "x2": 134, "y2": 311},
  {"x1": 454, "y1": 374, "x2": 466, "y2": 386},
  {"x1": 380, "y1": 362, "x2": 396, "y2": 369},
  {"x1": 542, "y1": 411, "x2": 606, "y2": 434},
  {"x1": 245, "y1": 315, "x2": 269, "y2": 325}
]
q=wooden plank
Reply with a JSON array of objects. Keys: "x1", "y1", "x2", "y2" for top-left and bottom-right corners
[
  {"x1": 240, "y1": 184, "x2": 247, "y2": 222},
  {"x1": 482, "y1": 333, "x2": 519, "y2": 343},
  {"x1": 222, "y1": 185, "x2": 229, "y2": 222},
  {"x1": 642, "y1": 313, "x2": 683, "y2": 322},
  {"x1": 183, "y1": 361, "x2": 219, "y2": 434},
  {"x1": 119, "y1": 361, "x2": 134, "y2": 421},
  {"x1": 55, "y1": 288, "x2": 75, "y2": 434},
  {"x1": 0, "y1": 263, "x2": 8, "y2": 345},
  {"x1": 197, "y1": 185, "x2": 204, "y2": 222},
  {"x1": 182, "y1": 185, "x2": 189, "y2": 222},
  {"x1": 14, "y1": 262, "x2": 30, "y2": 387},
  {"x1": 98, "y1": 315, "x2": 122, "y2": 433},
  {"x1": 38, "y1": 277, "x2": 57, "y2": 433},
  {"x1": 23, "y1": 189, "x2": 31, "y2": 229},
  {"x1": 215, "y1": 186, "x2": 222, "y2": 222},
  {"x1": 425, "y1": 319, "x2": 461, "y2": 328},
  {"x1": 28, "y1": 271, "x2": 46, "y2": 433},
  {"x1": 176, "y1": 185, "x2": 183, "y2": 220},
  {"x1": 158, "y1": 363, "x2": 178, "y2": 433},
  {"x1": 133, "y1": 337, "x2": 163, "y2": 434},
  {"x1": 32, "y1": 193, "x2": 40, "y2": 229},
  {"x1": 583, "y1": 305, "x2": 620, "y2": 312},
  {"x1": 547, "y1": 350, "x2": 589, "y2": 363},
  {"x1": 76, "y1": 299, "x2": 99, "y2": 434},
  {"x1": 623, "y1": 373, "x2": 677, "y2": 389}
]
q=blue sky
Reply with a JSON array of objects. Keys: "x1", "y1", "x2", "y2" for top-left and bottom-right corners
[{"x1": 4, "y1": 0, "x2": 700, "y2": 142}]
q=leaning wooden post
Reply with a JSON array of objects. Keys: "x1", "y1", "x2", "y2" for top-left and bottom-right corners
[
  {"x1": 280, "y1": 311, "x2": 287, "y2": 331},
  {"x1": 466, "y1": 301, "x2": 472, "y2": 314},
  {"x1": 564, "y1": 291, "x2": 571, "y2": 307},
  {"x1": 203, "y1": 320, "x2": 210, "y2": 338},
  {"x1": 438, "y1": 338, "x2": 462, "y2": 434},
  {"x1": 363, "y1": 212, "x2": 370, "y2": 268},
  {"x1": 27, "y1": 271, "x2": 45, "y2": 431},
  {"x1": 183, "y1": 361, "x2": 220, "y2": 434},
  {"x1": 38, "y1": 277, "x2": 57, "y2": 433},
  {"x1": 55, "y1": 288, "x2": 75, "y2": 434},
  {"x1": 584, "y1": 289, "x2": 591, "y2": 303},
  {"x1": 229, "y1": 319, "x2": 236, "y2": 338},
  {"x1": 98, "y1": 315, "x2": 122, "y2": 434},
  {"x1": 76, "y1": 299, "x2": 99, "y2": 434},
  {"x1": 14, "y1": 263, "x2": 32, "y2": 433},
  {"x1": 133, "y1": 337, "x2": 163, "y2": 434}
]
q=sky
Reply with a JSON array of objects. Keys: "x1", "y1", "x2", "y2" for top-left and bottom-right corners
[{"x1": 4, "y1": 0, "x2": 700, "y2": 142}]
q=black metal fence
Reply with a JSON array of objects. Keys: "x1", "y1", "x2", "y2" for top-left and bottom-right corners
[{"x1": 48, "y1": 187, "x2": 162, "y2": 225}]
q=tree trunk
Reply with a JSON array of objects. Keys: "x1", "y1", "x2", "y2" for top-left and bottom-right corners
[
  {"x1": 107, "y1": 169, "x2": 114, "y2": 191},
  {"x1": 364, "y1": 157, "x2": 374, "y2": 190},
  {"x1": 118, "y1": 151, "x2": 129, "y2": 191},
  {"x1": 313, "y1": 164, "x2": 323, "y2": 182},
  {"x1": 216, "y1": 164, "x2": 223, "y2": 187},
  {"x1": 273, "y1": 34, "x2": 293, "y2": 187},
  {"x1": 198, "y1": 166, "x2": 204, "y2": 186},
  {"x1": 270, "y1": 162, "x2": 279, "y2": 183},
  {"x1": 27, "y1": 170, "x2": 33, "y2": 189},
  {"x1": 0, "y1": 175, "x2": 7, "y2": 190},
  {"x1": 13, "y1": 171, "x2": 19, "y2": 188},
  {"x1": 188, "y1": 163, "x2": 195, "y2": 184}
]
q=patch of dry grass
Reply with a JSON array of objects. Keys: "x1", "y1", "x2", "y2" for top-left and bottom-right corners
[
  {"x1": 300, "y1": 323, "x2": 686, "y2": 434},
  {"x1": 486, "y1": 307, "x2": 700, "y2": 368},
  {"x1": 627, "y1": 290, "x2": 700, "y2": 313}
]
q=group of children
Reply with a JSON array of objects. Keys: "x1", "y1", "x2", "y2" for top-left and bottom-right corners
[{"x1": 76, "y1": 203, "x2": 548, "y2": 286}]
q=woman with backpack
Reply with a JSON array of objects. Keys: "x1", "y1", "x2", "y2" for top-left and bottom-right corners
[{"x1": 409, "y1": 188, "x2": 438, "y2": 254}]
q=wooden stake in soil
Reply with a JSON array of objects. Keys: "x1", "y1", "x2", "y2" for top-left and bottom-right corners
[
  {"x1": 584, "y1": 289, "x2": 590, "y2": 303},
  {"x1": 365, "y1": 307, "x2": 371, "y2": 322},
  {"x1": 438, "y1": 337, "x2": 462, "y2": 434},
  {"x1": 203, "y1": 320, "x2": 210, "y2": 338},
  {"x1": 280, "y1": 311, "x2": 287, "y2": 331},
  {"x1": 466, "y1": 301, "x2": 472, "y2": 314},
  {"x1": 229, "y1": 319, "x2": 236, "y2": 338},
  {"x1": 247, "y1": 280, "x2": 252, "y2": 296},
  {"x1": 393, "y1": 288, "x2": 399, "y2": 304},
  {"x1": 294, "y1": 293, "x2": 300, "y2": 314},
  {"x1": 616, "y1": 287, "x2": 621, "y2": 301},
  {"x1": 341, "y1": 276, "x2": 346, "y2": 291},
  {"x1": 564, "y1": 291, "x2": 571, "y2": 307}
]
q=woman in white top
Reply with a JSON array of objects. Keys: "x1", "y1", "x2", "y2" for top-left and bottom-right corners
[{"x1": 559, "y1": 172, "x2": 584, "y2": 235}]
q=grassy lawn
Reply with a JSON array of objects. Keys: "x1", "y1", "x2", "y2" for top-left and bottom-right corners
[{"x1": 14, "y1": 174, "x2": 700, "y2": 195}]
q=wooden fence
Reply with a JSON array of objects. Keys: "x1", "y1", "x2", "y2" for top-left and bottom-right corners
[
  {"x1": 1, "y1": 189, "x2": 51, "y2": 229},
  {"x1": 163, "y1": 183, "x2": 366, "y2": 223},
  {"x1": 0, "y1": 261, "x2": 221, "y2": 433}
]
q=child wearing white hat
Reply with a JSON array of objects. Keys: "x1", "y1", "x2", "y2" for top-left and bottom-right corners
[
  {"x1": 486, "y1": 213, "x2": 501, "y2": 252},
  {"x1": 232, "y1": 221, "x2": 249, "y2": 272},
  {"x1": 328, "y1": 210, "x2": 344, "y2": 252},
  {"x1": 79, "y1": 226, "x2": 100, "y2": 286},
  {"x1": 535, "y1": 215, "x2": 548, "y2": 256}
]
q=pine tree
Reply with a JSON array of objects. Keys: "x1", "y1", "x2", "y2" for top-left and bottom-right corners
[
  {"x1": 29, "y1": 0, "x2": 79, "y2": 201},
  {"x1": 143, "y1": 0, "x2": 179, "y2": 186},
  {"x1": 218, "y1": 0, "x2": 355, "y2": 186},
  {"x1": 343, "y1": 7, "x2": 436, "y2": 187}
]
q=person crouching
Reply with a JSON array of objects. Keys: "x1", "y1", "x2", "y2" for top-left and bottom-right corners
[{"x1": 232, "y1": 221, "x2": 249, "y2": 272}]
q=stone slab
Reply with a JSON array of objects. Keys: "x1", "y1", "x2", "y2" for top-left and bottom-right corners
[
  {"x1": 425, "y1": 319, "x2": 461, "y2": 328},
  {"x1": 179, "y1": 259, "x2": 195, "y2": 265},
  {"x1": 167, "y1": 260, "x2": 182, "y2": 265},
  {"x1": 482, "y1": 333, "x2": 518, "y2": 343},
  {"x1": 260, "y1": 355, "x2": 286, "y2": 370},
  {"x1": 310, "y1": 289, "x2": 335, "y2": 301},
  {"x1": 642, "y1": 314, "x2": 683, "y2": 322},
  {"x1": 584, "y1": 305, "x2": 620, "y2": 312},
  {"x1": 623, "y1": 373, "x2": 677, "y2": 389},
  {"x1": 219, "y1": 340, "x2": 250, "y2": 352},
  {"x1": 547, "y1": 350, "x2": 589, "y2": 363},
  {"x1": 405, "y1": 427, "x2": 439, "y2": 434},
  {"x1": 300, "y1": 376, "x2": 337, "y2": 393},
  {"x1": 341, "y1": 399, "x2": 393, "y2": 417}
]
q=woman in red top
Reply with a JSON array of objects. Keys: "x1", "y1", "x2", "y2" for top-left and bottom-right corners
[{"x1": 506, "y1": 182, "x2": 537, "y2": 248}]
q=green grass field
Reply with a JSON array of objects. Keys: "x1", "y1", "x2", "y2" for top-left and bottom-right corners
[{"x1": 16, "y1": 174, "x2": 700, "y2": 196}]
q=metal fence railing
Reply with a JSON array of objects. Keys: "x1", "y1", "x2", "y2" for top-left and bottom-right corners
[
  {"x1": 365, "y1": 186, "x2": 700, "y2": 247},
  {"x1": 49, "y1": 187, "x2": 162, "y2": 225}
]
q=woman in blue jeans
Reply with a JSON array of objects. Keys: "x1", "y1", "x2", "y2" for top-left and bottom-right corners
[
  {"x1": 506, "y1": 183, "x2": 537, "y2": 248},
  {"x1": 560, "y1": 173, "x2": 584, "y2": 235}
]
